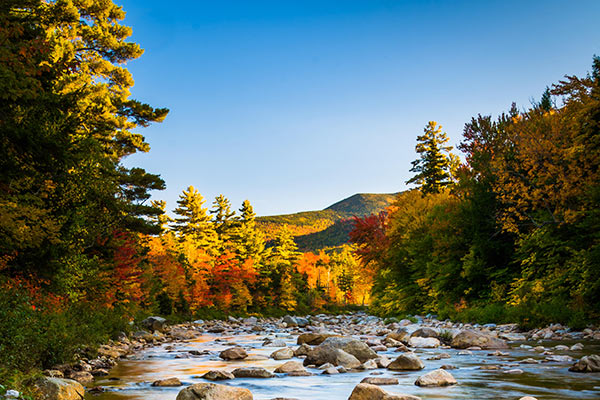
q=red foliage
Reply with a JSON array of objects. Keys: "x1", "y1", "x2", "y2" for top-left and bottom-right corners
[{"x1": 349, "y1": 211, "x2": 389, "y2": 266}]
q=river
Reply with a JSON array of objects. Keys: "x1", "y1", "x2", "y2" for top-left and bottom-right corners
[{"x1": 86, "y1": 326, "x2": 600, "y2": 400}]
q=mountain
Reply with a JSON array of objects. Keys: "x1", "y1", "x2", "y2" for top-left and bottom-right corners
[{"x1": 256, "y1": 192, "x2": 398, "y2": 252}]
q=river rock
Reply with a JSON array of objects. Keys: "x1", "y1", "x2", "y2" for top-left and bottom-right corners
[
  {"x1": 414, "y1": 369, "x2": 457, "y2": 386},
  {"x1": 387, "y1": 354, "x2": 425, "y2": 370},
  {"x1": 348, "y1": 383, "x2": 421, "y2": 400},
  {"x1": 67, "y1": 371, "x2": 93, "y2": 384},
  {"x1": 320, "y1": 337, "x2": 378, "y2": 362},
  {"x1": 152, "y1": 377, "x2": 182, "y2": 387},
  {"x1": 219, "y1": 347, "x2": 248, "y2": 360},
  {"x1": 322, "y1": 366, "x2": 339, "y2": 375},
  {"x1": 360, "y1": 377, "x2": 399, "y2": 385},
  {"x1": 32, "y1": 377, "x2": 85, "y2": 400},
  {"x1": 360, "y1": 359, "x2": 378, "y2": 370},
  {"x1": 283, "y1": 316, "x2": 298, "y2": 326},
  {"x1": 232, "y1": 367, "x2": 275, "y2": 378},
  {"x1": 569, "y1": 355, "x2": 600, "y2": 372},
  {"x1": 386, "y1": 330, "x2": 410, "y2": 344},
  {"x1": 410, "y1": 328, "x2": 438, "y2": 338},
  {"x1": 451, "y1": 329, "x2": 508, "y2": 349},
  {"x1": 297, "y1": 332, "x2": 339, "y2": 345},
  {"x1": 408, "y1": 337, "x2": 440, "y2": 348},
  {"x1": 202, "y1": 370, "x2": 235, "y2": 381},
  {"x1": 275, "y1": 361, "x2": 306, "y2": 373},
  {"x1": 176, "y1": 383, "x2": 252, "y2": 400},
  {"x1": 294, "y1": 343, "x2": 312, "y2": 356},
  {"x1": 519, "y1": 397, "x2": 538, "y2": 400},
  {"x1": 141, "y1": 316, "x2": 166, "y2": 332},
  {"x1": 296, "y1": 317, "x2": 310, "y2": 327},
  {"x1": 304, "y1": 347, "x2": 361, "y2": 369},
  {"x1": 271, "y1": 347, "x2": 294, "y2": 360}
]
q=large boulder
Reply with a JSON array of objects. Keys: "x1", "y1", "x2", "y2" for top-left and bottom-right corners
[
  {"x1": 320, "y1": 337, "x2": 378, "y2": 362},
  {"x1": 569, "y1": 355, "x2": 600, "y2": 372},
  {"x1": 141, "y1": 316, "x2": 167, "y2": 332},
  {"x1": 176, "y1": 383, "x2": 252, "y2": 400},
  {"x1": 348, "y1": 383, "x2": 421, "y2": 400},
  {"x1": 303, "y1": 347, "x2": 361, "y2": 369},
  {"x1": 414, "y1": 369, "x2": 457, "y2": 387},
  {"x1": 232, "y1": 367, "x2": 275, "y2": 378},
  {"x1": 32, "y1": 377, "x2": 85, "y2": 400},
  {"x1": 450, "y1": 330, "x2": 508, "y2": 349},
  {"x1": 283, "y1": 315, "x2": 298, "y2": 326},
  {"x1": 387, "y1": 354, "x2": 425, "y2": 371},
  {"x1": 219, "y1": 347, "x2": 248, "y2": 360},
  {"x1": 297, "y1": 333, "x2": 339, "y2": 345},
  {"x1": 408, "y1": 337, "x2": 440, "y2": 348}
]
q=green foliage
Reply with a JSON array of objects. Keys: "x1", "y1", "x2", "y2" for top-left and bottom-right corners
[
  {"x1": 407, "y1": 121, "x2": 459, "y2": 194},
  {"x1": 360, "y1": 57, "x2": 600, "y2": 327},
  {"x1": 0, "y1": 285, "x2": 131, "y2": 383}
]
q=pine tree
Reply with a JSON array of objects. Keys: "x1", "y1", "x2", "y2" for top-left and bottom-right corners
[
  {"x1": 171, "y1": 186, "x2": 217, "y2": 250},
  {"x1": 233, "y1": 200, "x2": 265, "y2": 262},
  {"x1": 264, "y1": 226, "x2": 300, "y2": 309},
  {"x1": 406, "y1": 121, "x2": 459, "y2": 195},
  {"x1": 210, "y1": 194, "x2": 237, "y2": 242}
]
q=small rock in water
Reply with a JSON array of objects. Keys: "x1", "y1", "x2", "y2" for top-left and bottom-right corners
[
  {"x1": 570, "y1": 343, "x2": 584, "y2": 351},
  {"x1": 415, "y1": 369, "x2": 457, "y2": 387},
  {"x1": 5, "y1": 390, "x2": 20, "y2": 399},
  {"x1": 152, "y1": 377, "x2": 182, "y2": 387},
  {"x1": 232, "y1": 367, "x2": 275, "y2": 378},
  {"x1": 322, "y1": 366, "x2": 339, "y2": 375},
  {"x1": 274, "y1": 361, "x2": 306, "y2": 373},
  {"x1": 504, "y1": 369, "x2": 524, "y2": 374},
  {"x1": 219, "y1": 347, "x2": 248, "y2": 360},
  {"x1": 360, "y1": 377, "x2": 399, "y2": 385},
  {"x1": 387, "y1": 353, "x2": 425, "y2": 371},
  {"x1": 271, "y1": 347, "x2": 294, "y2": 360},
  {"x1": 202, "y1": 370, "x2": 235, "y2": 381}
]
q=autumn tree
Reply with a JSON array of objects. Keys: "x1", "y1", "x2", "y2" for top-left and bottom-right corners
[
  {"x1": 407, "y1": 121, "x2": 459, "y2": 194},
  {"x1": 0, "y1": 0, "x2": 167, "y2": 299},
  {"x1": 172, "y1": 186, "x2": 217, "y2": 251}
]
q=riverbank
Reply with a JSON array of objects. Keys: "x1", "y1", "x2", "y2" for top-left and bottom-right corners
[{"x1": 8, "y1": 312, "x2": 600, "y2": 400}]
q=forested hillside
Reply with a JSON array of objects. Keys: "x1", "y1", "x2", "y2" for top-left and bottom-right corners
[
  {"x1": 256, "y1": 193, "x2": 397, "y2": 251},
  {"x1": 351, "y1": 62, "x2": 600, "y2": 328}
]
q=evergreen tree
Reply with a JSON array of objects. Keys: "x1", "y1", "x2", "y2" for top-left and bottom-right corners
[
  {"x1": 406, "y1": 121, "x2": 459, "y2": 195},
  {"x1": 233, "y1": 200, "x2": 265, "y2": 262},
  {"x1": 264, "y1": 226, "x2": 300, "y2": 310},
  {"x1": 171, "y1": 186, "x2": 217, "y2": 250},
  {"x1": 210, "y1": 194, "x2": 237, "y2": 243}
]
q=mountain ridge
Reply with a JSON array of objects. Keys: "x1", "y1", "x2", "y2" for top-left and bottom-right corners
[{"x1": 256, "y1": 192, "x2": 398, "y2": 252}]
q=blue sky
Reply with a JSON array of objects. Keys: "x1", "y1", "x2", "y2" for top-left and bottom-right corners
[{"x1": 119, "y1": 0, "x2": 600, "y2": 216}]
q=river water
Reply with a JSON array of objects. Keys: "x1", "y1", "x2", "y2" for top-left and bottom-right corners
[{"x1": 87, "y1": 332, "x2": 600, "y2": 400}]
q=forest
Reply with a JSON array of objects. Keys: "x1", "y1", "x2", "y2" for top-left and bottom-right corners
[
  {"x1": 351, "y1": 65, "x2": 600, "y2": 329},
  {"x1": 1, "y1": 0, "x2": 599, "y2": 392}
]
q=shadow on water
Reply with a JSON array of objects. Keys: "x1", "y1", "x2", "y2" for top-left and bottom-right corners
[{"x1": 86, "y1": 334, "x2": 600, "y2": 400}]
